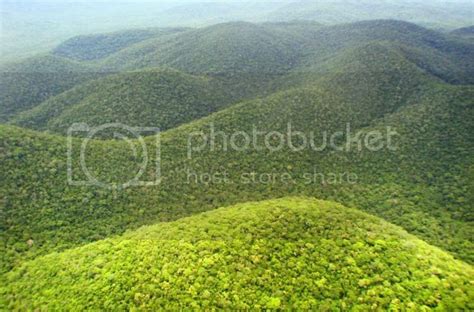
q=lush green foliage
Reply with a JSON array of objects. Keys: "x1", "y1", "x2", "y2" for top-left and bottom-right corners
[
  {"x1": 92, "y1": 20, "x2": 474, "y2": 83},
  {"x1": 2, "y1": 198, "x2": 473, "y2": 310},
  {"x1": 52, "y1": 28, "x2": 187, "y2": 61},
  {"x1": 0, "y1": 55, "x2": 102, "y2": 122},
  {"x1": 11, "y1": 68, "x2": 231, "y2": 136},
  {"x1": 5, "y1": 20, "x2": 473, "y2": 131},
  {"x1": 1, "y1": 18, "x2": 473, "y2": 309},
  {"x1": 1, "y1": 46, "x2": 472, "y2": 276},
  {"x1": 96, "y1": 21, "x2": 301, "y2": 74}
]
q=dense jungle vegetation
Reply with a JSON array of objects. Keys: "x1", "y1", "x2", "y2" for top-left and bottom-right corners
[
  {"x1": 2, "y1": 198, "x2": 473, "y2": 310},
  {"x1": 1, "y1": 16, "x2": 473, "y2": 310}
]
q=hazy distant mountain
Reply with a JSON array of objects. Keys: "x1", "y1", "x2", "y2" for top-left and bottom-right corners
[
  {"x1": 2, "y1": 0, "x2": 473, "y2": 63},
  {"x1": 4, "y1": 20, "x2": 473, "y2": 125}
]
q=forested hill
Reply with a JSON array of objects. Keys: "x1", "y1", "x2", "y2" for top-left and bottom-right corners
[
  {"x1": 52, "y1": 28, "x2": 189, "y2": 61},
  {"x1": 0, "y1": 55, "x2": 101, "y2": 122},
  {"x1": 3, "y1": 198, "x2": 473, "y2": 310},
  {"x1": 451, "y1": 26, "x2": 474, "y2": 40},
  {"x1": 4, "y1": 20, "x2": 474, "y2": 134},
  {"x1": 10, "y1": 69, "x2": 231, "y2": 136}
]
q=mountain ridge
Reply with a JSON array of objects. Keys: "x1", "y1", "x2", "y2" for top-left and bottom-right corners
[
  {"x1": 9, "y1": 68, "x2": 231, "y2": 136},
  {"x1": 6, "y1": 20, "x2": 474, "y2": 135}
]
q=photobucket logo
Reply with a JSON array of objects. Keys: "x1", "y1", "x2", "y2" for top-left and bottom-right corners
[
  {"x1": 187, "y1": 122, "x2": 398, "y2": 159},
  {"x1": 67, "y1": 123, "x2": 160, "y2": 190}
]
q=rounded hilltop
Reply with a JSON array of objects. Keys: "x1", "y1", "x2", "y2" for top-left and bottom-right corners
[{"x1": 3, "y1": 197, "x2": 473, "y2": 310}]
